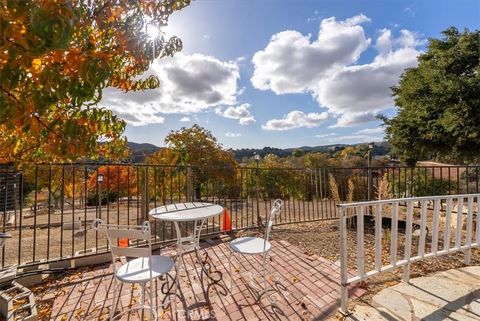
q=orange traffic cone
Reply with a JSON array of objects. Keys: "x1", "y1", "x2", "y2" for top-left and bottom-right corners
[
  {"x1": 222, "y1": 209, "x2": 232, "y2": 232},
  {"x1": 119, "y1": 238, "x2": 129, "y2": 248}
]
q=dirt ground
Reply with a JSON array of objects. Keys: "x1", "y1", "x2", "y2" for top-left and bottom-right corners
[
  {"x1": 270, "y1": 219, "x2": 480, "y2": 311},
  {"x1": 2, "y1": 199, "x2": 337, "y2": 267}
]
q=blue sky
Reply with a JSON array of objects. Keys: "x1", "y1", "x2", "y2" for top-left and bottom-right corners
[{"x1": 100, "y1": 0, "x2": 480, "y2": 149}]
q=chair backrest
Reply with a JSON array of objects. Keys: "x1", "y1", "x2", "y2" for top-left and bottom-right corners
[
  {"x1": 92, "y1": 219, "x2": 152, "y2": 266},
  {"x1": 264, "y1": 199, "x2": 282, "y2": 242}
]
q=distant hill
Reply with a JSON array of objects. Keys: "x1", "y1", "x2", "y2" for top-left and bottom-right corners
[
  {"x1": 126, "y1": 141, "x2": 389, "y2": 163},
  {"x1": 233, "y1": 142, "x2": 389, "y2": 161},
  {"x1": 127, "y1": 142, "x2": 161, "y2": 163}
]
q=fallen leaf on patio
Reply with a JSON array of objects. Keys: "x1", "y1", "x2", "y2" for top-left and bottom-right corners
[
  {"x1": 78, "y1": 284, "x2": 88, "y2": 293},
  {"x1": 54, "y1": 289, "x2": 67, "y2": 296},
  {"x1": 75, "y1": 308, "x2": 85, "y2": 319},
  {"x1": 12, "y1": 297, "x2": 27, "y2": 309},
  {"x1": 91, "y1": 303, "x2": 102, "y2": 313},
  {"x1": 60, "y1": 313, "x2": 68, "y2": 321},
  {"x1": 300, "y1": 302, "x2": 307, "y2": 309},
  {"x1": 291, "y1": 276, "x2": 298, "y2": 283}
]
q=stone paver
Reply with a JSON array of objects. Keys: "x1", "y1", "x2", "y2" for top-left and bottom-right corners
[
  {"x1": 37, "y1": 239, "x2": 365, "y2": 320},
  {"x1": 348, "y1": 266, "x2": 480, "y2": 321}
]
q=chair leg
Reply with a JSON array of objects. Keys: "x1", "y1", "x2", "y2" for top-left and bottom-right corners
[
  {"x1": 228, "y1": 251, "x2": 235, "y2": 294},
  {"x1": 262, "y1": 252, "x2": 268, "y2": 293},
  {"x1": 149, "y1": 279, "x2": 155, "y2": 320},
  {"x1": 174, "y1": 268, "x2": 179, "y2": 315},
  {"x1": 110, "y1": 278, "x2": 119, "y2": 321}
]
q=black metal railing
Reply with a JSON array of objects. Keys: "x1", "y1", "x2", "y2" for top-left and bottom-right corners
[{"x1": 1, "y1": 163, "x2": 479, "y2": 269}]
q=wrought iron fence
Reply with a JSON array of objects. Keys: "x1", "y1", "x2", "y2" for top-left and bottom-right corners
[{"x1": 0, "y1": 163, "x2": 479, "y2": 269}]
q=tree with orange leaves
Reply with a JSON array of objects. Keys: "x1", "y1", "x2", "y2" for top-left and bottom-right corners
[
  {"x1": 0, "y1": 0, "x2": 190, "y2": 163},
  {"x1": 87, "y1": 165, "x2": 137, "y2": 198}
]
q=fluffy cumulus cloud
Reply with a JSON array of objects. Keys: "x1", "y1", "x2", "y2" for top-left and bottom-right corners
[
  {"x1": 330, "y1": 112, "x2": 377, "y2": 128},
  {"x1": 316, "y1": 127, "x2": 384, "y2": 143},
  {"x1": 253, "y1": 15, "x2": 422, "y2": 127},
  {"x1": 355, "y1": 127, "x2": 384, "y2": 135},
  {"x1": 262, "y1": 111, "x2": 329, "y2": 131},
  {"x1": 108, "y1": 106, "x2": 165, "y2": 126},
  {"x1": 217, "y1": 103, "x2": 256, "y2": 125},
  {"x1": 179, "y1": 116, "x2": 191, "y2": 122},
  {"x1": 225, "y1": 132, "x2": 242, "y2": 138},
  {"x1": 100, "y1": 53, "x2": 240, "y2": 125},
  {"x1": 251, "y1": 14, "x2": 371, "y2": 94}
]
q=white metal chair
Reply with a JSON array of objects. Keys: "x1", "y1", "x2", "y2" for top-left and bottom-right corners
[
  {"x1": 228, "y1": 199, "x2": 282, "y2": 293},
  {"x1": 93, "y1": 219, "x2": 176, "y2": 321}
]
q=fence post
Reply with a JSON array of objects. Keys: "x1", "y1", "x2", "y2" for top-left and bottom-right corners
[
  {"x1": 403, "y1": 201, "x2": 414, "y2": 283},
  {"x1": 255, "y1": 155, "x2": 261, "y2": 229},
  {"x1": 338, "y1": 205, "x2": 349, "y2": 315},
  {"x1": 144, "y1": 167, "x2": 149, "y2": 220},
  {"x1": 187, "y1": 167, "x2": 193, "y2": 202},
  {"x1": 465, "y1": 196, "x2": 474, "y2": 264}
]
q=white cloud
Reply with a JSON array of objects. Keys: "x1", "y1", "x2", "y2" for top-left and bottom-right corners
[
  {"x1": 225, "y1": 132, "x2": 242, "y2": 138},
  {"x1": 251, "y1": 14, "x2": 371, "y2": 94},
  {"x1": 217, "y1": 103, "x2": 256, "y2": 125},
  {"x1": 329, "y1": 112, "x2": 377, "y2": 128},
  {"x1": 355, "y1": 127, "x2": 384, "y2": 135},
  {"x1": 315, "y1": 133, "x2": 337, "y2": 138},
  {"x1": 262, "y1": 111, "x2": 330, "y2": 131},
  {"x1": 314, "y1": 43, "x2": 420, "y2": 121},
  {"x1": 100, "y1": 52, "x2": 240, "y2": 125},
  {"x1": 252, "y1": 14, "x2": 422, "y2": 127},
  {"x1": 179, "y1": 116, "x2": 191, "y2": 122},
  {"x1": 107, "y1": 107, "x2": 165, "y2": 126},
  {"x1": 324, "y1": 134, "x2": 383, "y2": 144}
]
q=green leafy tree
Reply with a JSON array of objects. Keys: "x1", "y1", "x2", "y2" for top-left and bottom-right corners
[
  {"x1": 382, "y1": 27, "x2": 480, "y2": 165},
  {"x1": 163, "y1": 125, "x2": 238, "y2": 199},
  {"x1": 0, "y1": 0, "x2": 190, "y2": 163}
]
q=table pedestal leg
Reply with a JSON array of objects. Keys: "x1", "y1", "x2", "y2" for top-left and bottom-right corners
[
  {"x1": 171, "y1": 219, "x2": 223, "y2": 284},
  {"x1": 195, "y1": 247, "x2": 222, "y2": 283}
]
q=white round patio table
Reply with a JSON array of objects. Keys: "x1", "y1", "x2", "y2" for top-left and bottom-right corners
[{"x1": 148, "y1": 202, "x2": 224, "y2": 285}]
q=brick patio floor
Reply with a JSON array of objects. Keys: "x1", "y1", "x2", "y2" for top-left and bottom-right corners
[{"x1": 39, "y1": 238, "x2": 365, "y2": 320}]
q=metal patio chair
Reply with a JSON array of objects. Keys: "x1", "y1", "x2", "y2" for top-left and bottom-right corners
[
  {"x1": 228, "y1": 199, "x2": 283, "y2": 293},
  {"x1": 93, "y1": 219, "x2": 176, "y2": 321}
]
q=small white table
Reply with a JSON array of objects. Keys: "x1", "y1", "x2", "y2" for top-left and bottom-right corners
[{"x1": 148, "y1": 202, "x2": 224, "y2": 284}]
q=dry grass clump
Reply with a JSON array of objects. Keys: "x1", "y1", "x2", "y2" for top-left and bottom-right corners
[
  {"x1": 376, "y1": 174, "x2": 391, "y2": 200},
  {"x1": 329, "y1": 173, "x2": 341, "y2": 203}
]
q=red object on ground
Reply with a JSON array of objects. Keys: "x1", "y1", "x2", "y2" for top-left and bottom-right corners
[
  {"x1": 222, "y1": 209, "x2": 232, "y2": 232},
  {"x1": 119, "y1": 238, "x2": 129, "y2": 248}
]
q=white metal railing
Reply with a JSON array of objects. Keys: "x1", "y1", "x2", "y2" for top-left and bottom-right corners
[{"x1": 338, "y1": 194, "x2": 480, "y2": 314}]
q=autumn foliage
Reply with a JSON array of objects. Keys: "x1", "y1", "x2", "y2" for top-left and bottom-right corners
[
  {"x1": 0, "y1": 0, "x2": 190, "y2": 163},
  {"x1": 87, "y1": 166, "x2": 137, "y2": 197},
  {"x1": 148, "y1": 125, "x2": 238, "y2": 199}
]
